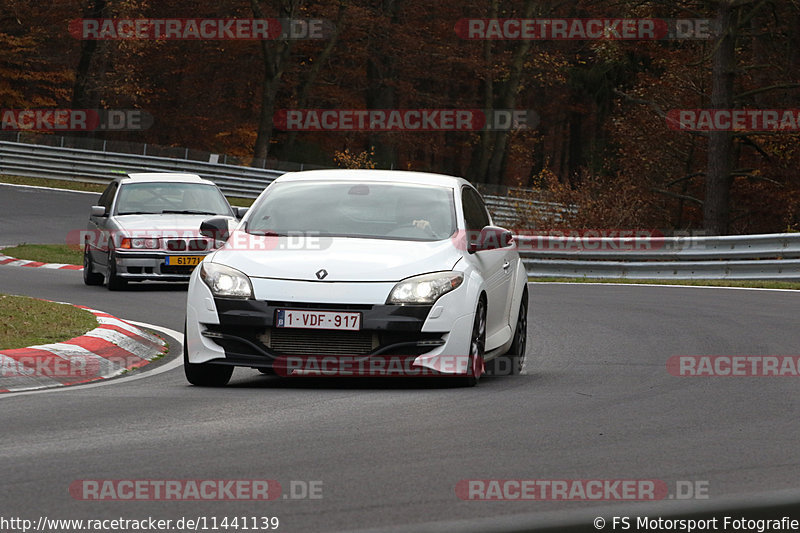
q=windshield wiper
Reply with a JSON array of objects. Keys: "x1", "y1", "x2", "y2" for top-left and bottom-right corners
[
  {"x1": 160, "y1": 210, "x2": 219, "y2": 215},
  {"x1": 117, "y1": 211, "x2": 157, "y2": 215}
]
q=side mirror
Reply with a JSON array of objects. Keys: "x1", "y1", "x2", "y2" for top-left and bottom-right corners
[
  {"x1": 200, "y1": 217, "x2": 231, "y2": 243},
  {"x1": 467, "y1": 226, "x2": 514, "y2": 253},
  {"x1": 233, "y1": 206, "x2": 249, "y2": 219},
  {"x1": 90, "y1": 205, "x2": 107, "y2": 217}
]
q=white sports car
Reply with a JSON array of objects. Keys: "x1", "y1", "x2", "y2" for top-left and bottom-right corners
[{"x1": 184, "y1": 169, "x2": 528, "y2": 386}]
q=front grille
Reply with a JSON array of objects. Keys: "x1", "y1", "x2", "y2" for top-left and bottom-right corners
[
  {"x1": 264, "y1": 328, "x2": 377, "y2": 356},
  {"x1": 166, "y1": 238, "x2": 210, "y2": 252}
]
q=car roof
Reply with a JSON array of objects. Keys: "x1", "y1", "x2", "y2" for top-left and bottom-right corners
[
  {"x1": 274, "y1": 169, "x2": 472, "y2": 190},
  {"x1": 120, "y1": 172, "x2": 215, "y2": 185}
]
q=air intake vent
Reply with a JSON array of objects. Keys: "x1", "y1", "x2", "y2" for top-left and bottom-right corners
[{"x1": 262, "y1": 328, "x2": 377, "y2": 356}]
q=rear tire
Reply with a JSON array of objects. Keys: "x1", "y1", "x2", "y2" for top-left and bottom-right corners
[
  {"x1": 184, "y1": 325, "x2": 233, "y2": 387},
  {"x1": 83, "y1": 245, "x2": 104, "y2": 286}
]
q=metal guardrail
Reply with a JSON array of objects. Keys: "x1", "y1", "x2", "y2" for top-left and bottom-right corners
[
  {"x1": 3, "y1": 140, "x2": 799, "y2": 281},
  {"x1": 519, "y1": 233, "x2": 800, "y2": 280},
  {"x1": 0, "y1": 140, "x2": 567, "y2": 226},
  {"x1": 483, "y1": 194, "x2": 576, "y2": 226},
  {"x1": 0, "y1": 141, "x2": 282, "y2": 199}
]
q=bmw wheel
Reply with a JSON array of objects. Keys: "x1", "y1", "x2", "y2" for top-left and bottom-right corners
[
  {"x1": 106, "y1": 247, "x2": 127, "y2": 291},
  {"x1": 83, "y1": 245, "x2": 104, "y2": 286}
]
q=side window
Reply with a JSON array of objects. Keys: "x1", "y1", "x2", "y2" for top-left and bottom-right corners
[
  {"x1": 461, "y1": 187, "x2": 490, "y2": 232},
  {"x1": 98, "y1": 182, "x2": 117, "y2": 211}
]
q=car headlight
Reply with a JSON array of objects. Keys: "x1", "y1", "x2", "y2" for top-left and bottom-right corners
[
  {"x1": 387, "y1": 272, "x2": 463, "y2": 305},
  {"x1": 200, "y1": 262, "x2": 253, "y2": 299},
  {"x1": 120, "y1": 237, "x2": 159, "y2": 249}
]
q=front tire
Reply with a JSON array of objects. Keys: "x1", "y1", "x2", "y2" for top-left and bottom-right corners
[
  {"x1": 106, "y1": 248, "x2": 127, "y2": 291},
  {"x1": 457, "y1": 298, "x2": 486, "y2": 387},
  {"x1": 83, "y1": 245, "x2": 104, "y2": 286},
  {"x1": 184, "y1": 325, "x2": 233, "y2": 387},
  {"x1": 506, "y1": 287, "x2": 528, "y2": 375}
]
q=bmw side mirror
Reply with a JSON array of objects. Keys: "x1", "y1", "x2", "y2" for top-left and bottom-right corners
[
  {"x1": 90, "y1": 205, "x2": 107, "y2": 217},
  {"x1": 200, "y1": 217, "x2": 231, "y2": 243},
  {"x1": 467, "y1": 226, "x2": 514, "y2": 253},
  {"x1": 233, "y1": 206, "x2": 249, "y2": 219}
]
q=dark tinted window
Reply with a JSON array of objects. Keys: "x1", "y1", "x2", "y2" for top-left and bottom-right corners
[
  {"x1": 98, "y1": 182, "x2": 117, "y2": 211},
  {"x1": 461, "y1": 187, "x2": 490, "y2": 231}
]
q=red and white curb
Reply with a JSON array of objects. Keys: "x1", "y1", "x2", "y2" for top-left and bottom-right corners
[
  {"x1": 0, "y1": 253, "x2": 82, "y2": 270},
  {"x1": 0, "y1": 304, "x2": 166, "y2": 393}
]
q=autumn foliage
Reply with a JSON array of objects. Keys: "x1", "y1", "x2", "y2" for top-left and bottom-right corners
[{"x1": 2, "y1": 0, "x2": 800, "y2": 234}]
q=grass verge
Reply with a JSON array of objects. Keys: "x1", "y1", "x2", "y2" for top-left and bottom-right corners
[
  {"x1": 0, "y1": 174, "x2": 256, "y2": 207},
  {"x1": 0, "y1": 294, "x2": 98, "y2": 350},
  {"x1": 2, "y1": 244, "x2": 82, "y2": 265},
  {"x1": 529, "y1": 277, "x2": 800, "y2": 290}
]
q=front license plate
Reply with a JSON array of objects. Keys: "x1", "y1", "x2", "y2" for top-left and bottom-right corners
[
  {"x1": 164, "y1": 255, "x2": 203, "y2": 266},
  {"x1": 276, "y1": 309, "x2": 361, "y2": 331}
]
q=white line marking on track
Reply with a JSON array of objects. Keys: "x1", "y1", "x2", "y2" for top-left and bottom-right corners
[
  {"x1": 0, "y1": 182, "x2": 100, "y2": 195},
  {"x1": 532, "y1": 281, "x2": 800, "y2": 293}
]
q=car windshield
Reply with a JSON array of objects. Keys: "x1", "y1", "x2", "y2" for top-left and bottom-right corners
[
  {"x1": 115, "y1": 182, "x2": 231, "y2": 216},
  {"x1": 245, "y1": 181, "x2": 456, "y2": 241}
]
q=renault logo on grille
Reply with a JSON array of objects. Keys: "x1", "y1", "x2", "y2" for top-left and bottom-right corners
[{"x1": 316, "y1": 269, "x2": 328, "y2": 280}]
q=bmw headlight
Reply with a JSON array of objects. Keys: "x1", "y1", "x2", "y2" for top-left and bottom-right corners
[
  {"x1": 120, "y1": 237, "x2": 159, "y2": 249},
  {"x1": 387, "y1": 272, "x2": 463, "y2": 305},
  {"x1": 200, "y1": 263, "x2": 253, "y2": 299}
]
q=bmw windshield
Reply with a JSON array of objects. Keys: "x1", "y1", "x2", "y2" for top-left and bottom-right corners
[{"x1": 115, "y1": 182, "x2": 231, "y2": 216}]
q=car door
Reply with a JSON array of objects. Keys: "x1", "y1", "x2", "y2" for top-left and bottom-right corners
[{"x1": 461, "y1": 187, "x2": 514, "y2": 348}]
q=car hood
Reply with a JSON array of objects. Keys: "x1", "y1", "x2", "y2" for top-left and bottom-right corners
[
  {"x1": 211, "y1": 232, "x2": 462, "y2": 282},
  {"x1": 113, "y1": 214, "x2": 232, "y2": 235}
]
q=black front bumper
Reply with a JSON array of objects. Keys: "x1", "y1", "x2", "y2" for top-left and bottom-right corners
[{"x1": 201, "y1": 298, "x2": 444, "y2": 369}]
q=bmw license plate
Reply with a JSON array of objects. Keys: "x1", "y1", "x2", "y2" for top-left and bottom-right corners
[
  {"x1": 276, "y1": 309, "x2": 361, "y2": 331},
  {"x1": 164, "y1": 256, "x2": 203, "y2": 266}
]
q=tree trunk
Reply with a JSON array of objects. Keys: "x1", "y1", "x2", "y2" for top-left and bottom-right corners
[
  {"x1": 70, "y1": 0, "x2": 106, "y2": 109},
  {"x1": 482, "y1": 0, "x2": 536, "y2": 185},
  {"x1": 281, "y1": 2, "x2": 347, "y2": 161},
  {"x1": 704, "y1": 1, "x2": 736, "y2": 235},
  {"x1": 251, "y1": 0, "x2": 297, "y2": 162},
  {"x1": 365, "y1": 0, "x2": 399, "y2": 169}
]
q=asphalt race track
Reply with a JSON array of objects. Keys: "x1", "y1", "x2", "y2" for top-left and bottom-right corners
[{"x1": 2, "y1": 184, "x2": 800, "y2": 532}]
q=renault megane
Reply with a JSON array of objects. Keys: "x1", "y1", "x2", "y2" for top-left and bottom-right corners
[{"x1": 183, "y1": 169, "x2": 528, "y2": 386}]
